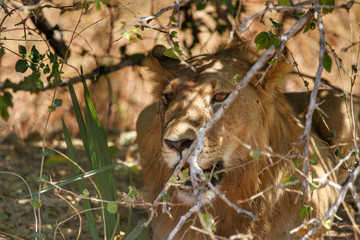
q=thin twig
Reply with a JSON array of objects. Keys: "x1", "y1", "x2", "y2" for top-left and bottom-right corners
[{"x1": 137, "y1": 0, "x2": 190, "y2": 23}]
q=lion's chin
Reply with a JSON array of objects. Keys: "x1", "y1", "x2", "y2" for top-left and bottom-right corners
[
  {"x1": 173, "y1": 161, "x2": 224, "y2": 205},
  {"x1": 175, "y1": 188, "x2": 216, "y2": 205}
]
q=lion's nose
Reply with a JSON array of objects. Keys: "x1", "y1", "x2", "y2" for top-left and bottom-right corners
[{"x1": 165, "y1": 139, "x2": 194, "y2": 155}]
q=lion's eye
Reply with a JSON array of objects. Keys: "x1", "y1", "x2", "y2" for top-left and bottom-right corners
[
  {"x1": 163, "y1": 93, "x2": 174, "y2": 105},
  {"x1": 212, "y1": 93, "x2": 229, "y2": 102}
]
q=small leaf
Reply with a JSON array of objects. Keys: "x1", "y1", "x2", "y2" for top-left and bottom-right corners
[
  {"x1": 254, "y1": 31, "x2": 279, "y2": 50},
  {"x1": 161, "y1": 193, "x2": 170, "y2": 201},
  {"x1": 334, "y1": 213, "x2": 343, "y2": 221},
  {"x1": 0, "y1": 47, "x2": 5, "y2": 56},
  {"x1": 269, "y1": 18, "x2": 283, "y2": 28},
  {"x1": 329, "y1": 130, "x2": 336, "y2": 139},
  {"x1": 121, "y1": 30, "x2": 134, "y2": 41},
  {"x1": 135, "y1": 33, "x2": 143, "y2": 40},
  {"x1": 32, "y1": 232, "x2": 46, "y2": 239},
  {"x1": 107, "y1": 202, "x2": 118, "y2": 214},
  {"x1": 249, "y1": 150, "x2": 261, "y2": 160},
  {"x1": 322, "y1": 219, "x2": 332, "y2": 230},
  {"x1": 310, "y1": 153, "x2": 318, "y2": 165},
  {"x1": 319, "y1": 0, "x2": 335, "y2": 14},
  {"x1": 30, "y1": 199, "x2": 42, "y2": 208},
  {"x1": 323, "y1": 54, "x2": 332, "y2": 73},
  {"x1": 278, "y1": 0, "x2": 291, "y2": 6},
  {"x1": 231, "y1": 74, "x2": 242, "y2": 84},
  {"x1": 30, "y1": 45, "x2": 40, "y2": 63},
  {"x1": 171, "y1": 31, "x2": 178, "y2": 37},
  {"x1": 128, "y1": 187, "x2": 137, "y2": 198},
  {"x1": 54, "y1": 98, "x2": 62, "y2": 107},
  {"x1": 15, "y1": 59, "x2": 28, "y2": 73},
  {"x1": 80, "y1": 189, "x2": 89, "y2": 198},
  {"x1": 163, "y1": 47, "x2": 182, "y2": 59},
  {"x1": 268, "y1": 60, "x2": 277, "y2": 66},
  {"x1": 303, "y1": 20, "x2": 316, "y2": 33},
  {"x1": 300, "y1": 205, "x2": 313, "y2": 220},
  {"x1": 18, "y1": 44, "x2": 27, "y2": 55}
]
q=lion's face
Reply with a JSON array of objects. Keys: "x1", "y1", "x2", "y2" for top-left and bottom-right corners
[{"x1": 151, "y1": 47, "x2": 269, "y2": 204}]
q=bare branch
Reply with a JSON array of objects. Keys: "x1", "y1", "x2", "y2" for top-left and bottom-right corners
[
  {"x1": 137, "y1": 0, "x2": 190, "y2": 23},
  {"x1": 167, "y1": 201, "x2": 202, "y2": 240},
  {"x1": 300, "y1": 7, "x2": 326, "y2": 204}
]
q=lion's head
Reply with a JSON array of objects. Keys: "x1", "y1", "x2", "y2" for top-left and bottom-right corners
[
  {"x1": 136, "y1": 41, "x2": 341, "y2": 239},
  {"x1": 139, "y1": 41, "x2": 298, "y2": 205}
]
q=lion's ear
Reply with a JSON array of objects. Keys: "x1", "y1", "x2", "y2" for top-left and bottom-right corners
[
  {"x1": 144, "y1": 45, "x2": 180, "y2": 75},
  {"x1": 253, "y1": 58, "x2": 292, "y2": 91}
]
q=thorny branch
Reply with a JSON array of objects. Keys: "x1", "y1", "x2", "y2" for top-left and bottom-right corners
[
  {"x1": 239, "y1": 0, "x2": 354, "y2": 32},
  {"x1": 300, "y1": 163, "x2": 360, "y2": 239}
]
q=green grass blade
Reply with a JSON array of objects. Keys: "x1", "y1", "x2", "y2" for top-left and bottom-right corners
[
  {"x1": 125, "y1": 219, "x2": 149, "y2": 240},
  {"x1": 62, "y1": 118, "x2": 100, "y2": 240},
  {"x1": 82, "y1": 79, "x2": 119, "y2": 239},
  {"x1": 68, "y1": 83, "x2": 92, "y2": 165}
]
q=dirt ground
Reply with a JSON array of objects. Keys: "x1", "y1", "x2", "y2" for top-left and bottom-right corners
[
  {"x1": 0, "y1": 132, "x2": 148, "y2": 239},
  {"x1": 0, "y1": 130, "x2": 359, "y2": 239}
]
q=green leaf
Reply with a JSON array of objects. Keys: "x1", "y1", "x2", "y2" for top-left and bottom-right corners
[
  {"x1": 300, "y1": 205, "x2": 313, "y2": 220},
  {"x1": 268, "y1": 60, "x2": 277, "y2": 66},
  {"x1": 15, "y1": 59, "x2": 28, "y2": 73},
  {"x1": 319, "y1": 0, "x2": 335, "y2": 15},
  {"x1": 171, "y1": 31, "x2": 178, "y2": 37},
  {"x1": 18, "y1": 44, "x2": 27, "y2": 55},
  {"x1": 201, "y1": 213, "x2": 215, "y2": 232},
  {"x1": 249, "y1": 150, "x2": 261, "y2": 160},
  {"x1": 0, "y1": 47, "x2": 5, "y2": 56},
  {"x1": 30, "y1": 199, "x2": 42, "y2": 208},
  {"x1": 163, "y1": 47, "x2": 182, "y2": 59},
  {"x1": 80, "y1": 189, "x2": 90, "y2": 198},
  {"x1": 278, "y1": 0, "x2": 291, "y2": 6},
  {"x1": 43, "y1": 64, "x2": 50, "y2": 74},
  {"x1": 107, "y1": 202, "x2": 118, "y2": 214},
  {"x1": 54, "y1": 98, "x2": 62, "y2": 107},
  {"x1": 128, "y1": 187, "x2": 137, "y2": 198},
  {"x1": 30, "y1": 45, "x2": 40, "y2": 63},
  {"x1": 3, "y1": 92, "x2": 13, "y2": 107},
  {"x1": 161, "y1": 193, "x2": 170, "y2": 201},
  {"x1": 303, "y1": 20, "x2": 316, "y2": 33},
  {"x1": 32, "y1": 232, "x2": 46, "y2": 239},
  {"x1": 322, "y1": 219, "x2": 332, "y2": 230},
  {"x1": 231, "y1": 74, "x2": 243, "y2": 84},
  {"x1": 121, "y1": 30, "x2": 134, "y2": 41},
  {"x1": 334, "y1": 213, "x2": 343, "y2": 221},
  {"x1": 323, "y1": 54, "x2": 332, "y2": 73},
  {"x1": 254, "y1": 31, "x2": 279, "y2": 50},
  {"x1": 269, "y1": 18, "x2": 283, "y2": 28},
  {"x1": 329, "y1": 130, "x2": 336, "y2": 139},
  {"x1": 310, "y1": 153, "x2": 318, "y2": 165},
  {"x1": 94, "y1": 0, "x2": 101, "y2": 10}
]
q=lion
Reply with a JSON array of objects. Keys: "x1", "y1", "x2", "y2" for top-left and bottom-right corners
[{"x1": 136, "y1": 41, "x2": 359, "y2": 239}]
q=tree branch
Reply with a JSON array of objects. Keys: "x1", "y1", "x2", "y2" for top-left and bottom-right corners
[{"x1": 0, "y1": 54, "x2": 145, "y2": 92}]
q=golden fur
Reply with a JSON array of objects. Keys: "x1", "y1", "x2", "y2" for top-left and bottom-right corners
[{"x1": 136, "y1": 41, "x2": 358, "y2": 239}]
